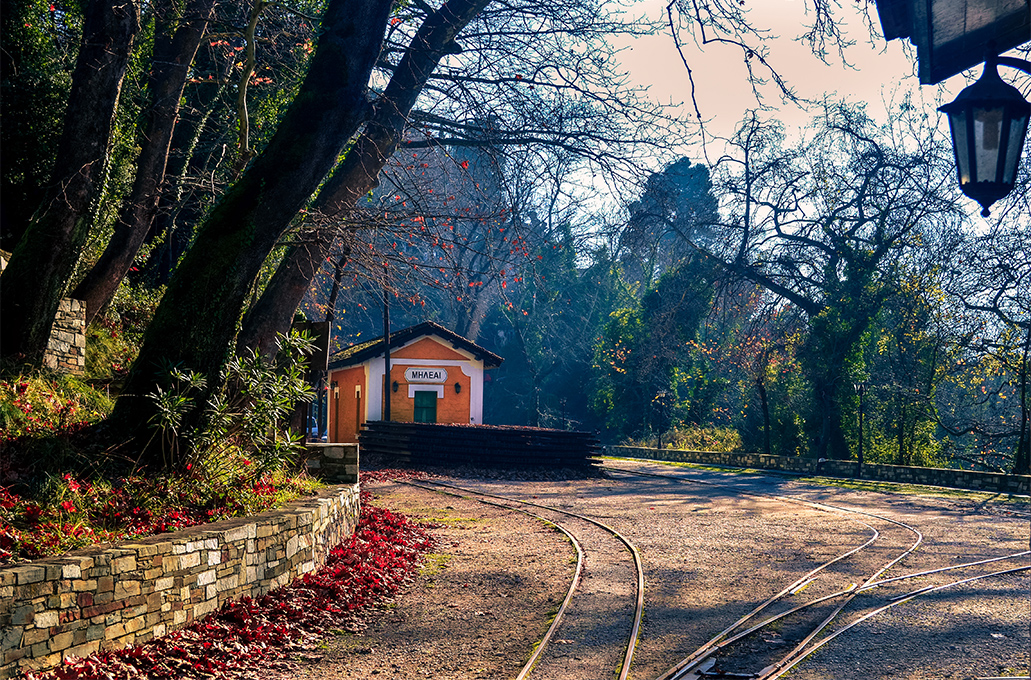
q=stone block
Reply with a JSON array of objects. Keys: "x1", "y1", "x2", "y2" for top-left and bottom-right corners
[
  {"x1": 65, "y1": 640, "x2": 100, "y2": 660},
  {"x1": 11, "y1": 605, "x2": 34, "y2": 626},
  {"x1": 34, "y1": 610, "x2": 59, "y2": 628},
  {"x1": 196, "y1": 570, "x2": 216, "y2": 587},
  {"x1": 104, "y1": 623, "x2": 126, "y2": 641},
  {"x1": 224, "y1": 523, "x2": 256, "y2": 543},
  {"x1": 124, "y1": 617, "x2": 145, "y2": 634},
  {"x1": 21, "y1": 628, "x2": 50, "y2": 647},
  {"x1": 13, "y1": 566, "x2": 45, "y2": 586},
  {"x1": 47, "y1": 632, "x2": 74, "y2": 653},
  {"x1": 114, "y1": 581, "x2": 141, "y2": 599},
  {"x1": 178, "y1": 552, "x2": 201, "y2": 570},
  {"x1": 111, "y1": 556, "x2": 137, "y2": 574},
  {"x1": 193, "y1": 599, "x2": 217, "y2": 618}
]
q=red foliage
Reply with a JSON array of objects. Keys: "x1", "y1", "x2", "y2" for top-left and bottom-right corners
[{"x1": 24, "y1": 493, "x2": 436, "y2": 680}]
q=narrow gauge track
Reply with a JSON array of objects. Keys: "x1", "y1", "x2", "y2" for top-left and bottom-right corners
[
  {"x1": 602, "y1": 460, "x2": 1030, "y2": 680},
  {"x1": 399, "y1": 478, "x2": 644, "y2": 680}
]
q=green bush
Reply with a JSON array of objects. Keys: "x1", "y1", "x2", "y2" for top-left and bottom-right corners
[
  {"x1": 147, "y1": 330, "x2": 317, "y2": 476},
  {"x1": 629, "y1": 425, "x2": 743, "y2": 452}
]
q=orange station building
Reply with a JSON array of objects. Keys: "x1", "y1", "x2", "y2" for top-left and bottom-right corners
[{"x1": 326, "y1": 321, "x2": 503, "y2": 443}]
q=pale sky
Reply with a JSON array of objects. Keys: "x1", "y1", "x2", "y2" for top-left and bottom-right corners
[{"x1": 615, "y1": 0, "x2": 975, "y2": 160}]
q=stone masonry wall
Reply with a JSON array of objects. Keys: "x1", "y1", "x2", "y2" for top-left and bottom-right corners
[
  {"x1": 608, "y1": 446, "x2": 1030, "y2": 495},
  {"x1": 302, "y1": 443, "x2": 359, "y2": 483},
  {"x1": 0, "y1": 483, "x2": 361, "y2": 678},
  {"x1": 42, "y1": 299, "x2": 86, "y2": 375}
]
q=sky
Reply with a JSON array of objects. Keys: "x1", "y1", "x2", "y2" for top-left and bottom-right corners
[{"x1": 613, "y1": 0, "x2": 977, "y2": 161}]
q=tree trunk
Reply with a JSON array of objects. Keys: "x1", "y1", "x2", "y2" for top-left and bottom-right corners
[
  {"x1": 110, "y1": 0, "x2": 393, "y2": 458},
  {"x1": 0, "y1": 0, "x2": 139, "y2": 366},
  {"x1": 236, "y1": 0, "x2": 491, "y2": 357},
  {"x1": 71, "y1": 0, "x2": 217, "y2": 326},
  {"x1": 757, "y1": 376, "x2": 771, "y2": 456},
  {"x1": 801, "y1": 327, "x2": 857, "y2": 461},
  {"x1": 1014, "y1": 323, "x2": 1031, "y2": 476}
]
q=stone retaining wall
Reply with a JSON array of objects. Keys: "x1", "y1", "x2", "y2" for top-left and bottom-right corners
[
  {"x1": 0, "y1": 483, "x2": 361, "y2": 678},
  {"x1": 43, "y1": 299, "x2": 86, "y2": 375},
  {"x1": 608, "y1": 446, "x2": 1030, "y2": 495}
]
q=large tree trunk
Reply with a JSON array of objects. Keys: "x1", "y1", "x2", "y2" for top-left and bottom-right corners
[
  {"x1": 71, "y1": 0, "x2": 217, "y2": 326},
  {"x1": 236, "y1": 0, "x2": 491, "y2": 357},
  {"x1": 800, "y1": 311, "x2": 869, "y2": 461},
  {"x1": 1014, "y1": 323, "x2": 1031, "y2": 476},
  {"x1": 0, "y1": 0, "x2": 139, "y2": 366},
  {"x1": 756, "y1": 376, "x2": 771, "y2": 456},
  {"x1": 110, "y1": 0, "x2": 393, "y2": 458}
]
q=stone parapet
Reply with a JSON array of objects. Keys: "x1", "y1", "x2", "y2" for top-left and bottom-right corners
[
  {"x1": 608, "y1": 447, "x2": 1030, "y2": 495},
  {"x1": 302, "y1": 443, "x2": 359, "y2": 483},
  {"x1": 0, "y1": 484, "x2": 360, "y2": 678}
]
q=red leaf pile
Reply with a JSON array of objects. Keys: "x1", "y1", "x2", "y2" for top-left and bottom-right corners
[{"x1": 25, "y1": 491, "x2": 436, "y2": 680}]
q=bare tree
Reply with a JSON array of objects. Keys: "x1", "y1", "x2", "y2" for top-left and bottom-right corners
[
  {"x1": 694, "y1": 103, "x2": 963, "y2": 460},
  {"x1": 237, "y1": 0, "x2": 684, "y2": 356}
]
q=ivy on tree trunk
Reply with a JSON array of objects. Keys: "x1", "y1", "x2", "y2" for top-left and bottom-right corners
[
  {"x1": 71, "y1": 0, "x2": 218, "y2": 327},
  {"x1": 0, "y1": 0, "x2": 139, "y2": 367}
]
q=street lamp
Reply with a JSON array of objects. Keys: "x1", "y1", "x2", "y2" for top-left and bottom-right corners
[{"x1": 939, "y1": 55, "x2": 1031, "y2": 217}]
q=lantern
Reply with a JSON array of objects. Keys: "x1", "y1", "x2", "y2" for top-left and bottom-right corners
[{"x1": 939, "y1": 58, "x2": 1031, "y2": 216}]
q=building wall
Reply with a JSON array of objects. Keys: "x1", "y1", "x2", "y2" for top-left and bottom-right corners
[
  {"x1": 385, "y1": 363, "x2": 471, "y2": 424},
  {"x1": 329, "y1": 335, "x2": 489, "y2": 440},
  {"x1": 329, "y1": 365, "x2": 366, "y2": 443}
]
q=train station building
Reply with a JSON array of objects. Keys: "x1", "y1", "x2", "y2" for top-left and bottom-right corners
[{"x1": 326, "y1": 321, "x2": 503, "y2": 443}]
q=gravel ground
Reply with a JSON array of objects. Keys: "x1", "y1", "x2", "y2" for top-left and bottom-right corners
[
  {"x1": 265, "y1": 480, "x2": 575, "y2": 680},
  {"x1": 268, "y1": 459, "x2": 1030, "y2": 680}
]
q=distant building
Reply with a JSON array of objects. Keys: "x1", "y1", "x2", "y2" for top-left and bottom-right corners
[{"x1": 326, "y1": 321, "x2": 503, "y2": 443}]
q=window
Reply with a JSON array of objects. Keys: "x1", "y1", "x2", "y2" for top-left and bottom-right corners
[{"x1": 413, "y1": 390, "x2": 437, "y2": 423}]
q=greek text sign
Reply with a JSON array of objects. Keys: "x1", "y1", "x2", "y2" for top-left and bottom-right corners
[{"x1": 404, "y1": 367, "x2": 448, "y2": 383}]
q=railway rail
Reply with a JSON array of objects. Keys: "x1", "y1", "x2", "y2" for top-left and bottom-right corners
[
  {"x1": 602, "y1": 460, "x2": 1029, "y2": 680},
  {"x1": 399, "y1": 478, "x2": 645, "y2": 680}
]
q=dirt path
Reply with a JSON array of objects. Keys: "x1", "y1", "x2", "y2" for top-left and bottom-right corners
[{"x1": 263, "y1": 481, "x2": 574, "y2": 680}]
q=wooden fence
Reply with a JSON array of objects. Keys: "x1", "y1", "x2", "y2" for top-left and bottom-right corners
[{"x1": 359, "y1": 421, "x2": 600, "y2": 468}]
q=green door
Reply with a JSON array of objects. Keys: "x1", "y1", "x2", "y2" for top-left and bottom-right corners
[{"x1": 413, "y1": 390, "x2": 437, "y2": 423}]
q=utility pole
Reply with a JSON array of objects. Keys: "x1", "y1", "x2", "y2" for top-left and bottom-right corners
[
  {"x1": 383, "y1": 284, "x2": 391, "y2": 422},
  {"x1": 854, "y1": 382, "x2": 866, "y2": 477}
]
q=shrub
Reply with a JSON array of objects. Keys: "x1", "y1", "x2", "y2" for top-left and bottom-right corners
[
  {"x1": 628, "y1": 425, "x2": 744, "y2": 452},
  {"x1": 146, "y1": 330, "x2": 317, "y2": 475}
]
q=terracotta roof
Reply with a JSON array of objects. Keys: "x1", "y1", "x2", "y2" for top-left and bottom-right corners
[{"x1": 329, "y1": 321, "x2": 503, "y2": 369}]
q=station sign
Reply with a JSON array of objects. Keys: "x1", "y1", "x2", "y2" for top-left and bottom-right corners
[{"x1": 404, "y1": 367, "x2": 448, "y2": 383}]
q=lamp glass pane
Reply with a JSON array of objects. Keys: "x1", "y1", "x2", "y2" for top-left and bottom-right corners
[
  {"x1": 1002, "y1": 113, "x2": 1030, "y2": 184},
  {"x1": 949, "y1": 108, "x2": 971, "y2": 185},
  {"x1": 973, "y1": 106, "x2": 1005, "y2": 183}
]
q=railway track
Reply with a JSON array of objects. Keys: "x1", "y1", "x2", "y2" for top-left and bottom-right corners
[
  {"x1": 399, "y1": 478, "x2": 645, "y2": 680},
  {"x1": 601, "y1": 460, "x2": 1030, "y2": 680}
]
